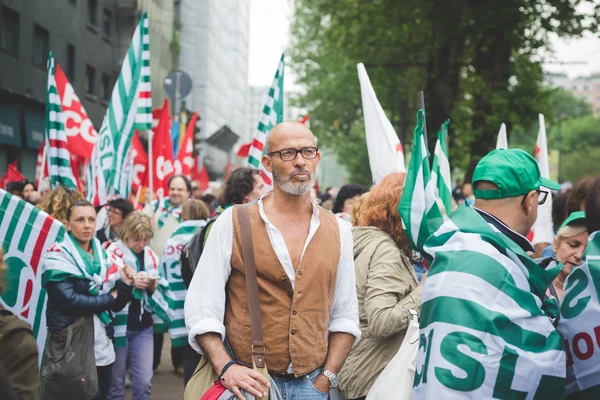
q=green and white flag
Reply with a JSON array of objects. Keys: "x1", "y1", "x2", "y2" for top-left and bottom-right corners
[
  {"x1": 398, "y1": 110, "x2": 444, "y2": 255},
  {"x1": 413, "y1": 205, "x2": 566, "y2": 398},
  {"x1": 87, "y1": 13, "x2": 151, "y2": 206},
  {"x1": 247, "y1": 54, "x2": 285, "y2": 189},
  {"x1": 431, "y1": 119, "x2": 452, "y2": 214},
  {"x1": 45, "y1": 52, "x2": 78, "y2": 189},
  {"x1": 160, "y1": 220, "x2": 207, "y2": 347},
  {"x1": 558, "y1": 231, "x2": 600, "y2": 398},
  {"x1": 106, "y1": 240, "x2": 174, "y2": 347},
  {"x1": 0, "y1": 189, "x2": 65, "y2": 363}
]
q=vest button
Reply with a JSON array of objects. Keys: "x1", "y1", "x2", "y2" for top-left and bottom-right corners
[
  {"x1": 282, "y1": 276, "x2": 287, "y2": 281},
  {"x1": 298, "y1": 271, "x2": 303, "y2": 276},
  {"x1": 292, "y1": 311, "x2": 297, "y2": 316},
  {"x1": 288, "y1": 292, "x2": 293, "y2": 297},
  {"x1": 291, "y1": 330, "x2": 296, "y2": 335}
]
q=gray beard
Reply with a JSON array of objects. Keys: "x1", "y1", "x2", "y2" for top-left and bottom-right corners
[{"x1": 273, "y1": 168, "x2": 316, "y2": 196}]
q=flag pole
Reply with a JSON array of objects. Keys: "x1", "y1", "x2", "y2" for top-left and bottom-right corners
[
  {"x1": 38, "y1": 144, "x2": 48, "y2": 187},
  {"x1": 418, "y1": 91, "x2": 428, "y2": 150},
  {"x1": 147, "y1": 129, "x2": 153, "y2": 204}
]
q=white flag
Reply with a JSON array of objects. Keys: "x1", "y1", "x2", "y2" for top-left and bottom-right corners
[
  {"x1": 532, "y1": 114, "x2": 554, "y2": 246},
  {"x1": 496, "y1": 123, "x2": 508, "y2": 150},
  {"x1": 357, "y1": 63, "x2": 405, "y2": 184}
]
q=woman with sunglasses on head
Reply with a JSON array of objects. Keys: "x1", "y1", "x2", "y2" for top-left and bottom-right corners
[
  {"x1": 106, "y1": 212, "x2": 173, "y2": 400},
  {"x1": 40, "y1": 200, "x2": 135, "y2": 400}
]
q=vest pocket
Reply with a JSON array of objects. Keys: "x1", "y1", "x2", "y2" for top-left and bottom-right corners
[{"x1": 229, "y1": 320, "x2": 251, "y2": 339}]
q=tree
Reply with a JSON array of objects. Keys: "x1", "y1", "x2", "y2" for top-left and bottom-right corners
[{"x1": 289, "y1": 0, "x2": 599, "y2": 182}]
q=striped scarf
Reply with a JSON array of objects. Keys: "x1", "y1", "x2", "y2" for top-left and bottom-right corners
[
  {"x1": 160, "y1": 220, "x2": 206, "y2": 347},
  {"x1": 105, "y1": 240, "x2": 174, "y2": 347},
  {"x1": 152, "y1": 198, "x2": 182, "y2": 229},
  {"x1": 41, "y1": 234, "x2": 121, "y2": 325},
  {"x1": 413, "y1": 205, "x2": 566, "y2": 398},
  {"x1": 558, "y1": 231, "x2": 600, "y2": 398}
]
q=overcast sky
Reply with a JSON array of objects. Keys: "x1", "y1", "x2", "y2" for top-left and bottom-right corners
[{"x1": 247, "y1": 1, "x2": 600, "y2": 89}]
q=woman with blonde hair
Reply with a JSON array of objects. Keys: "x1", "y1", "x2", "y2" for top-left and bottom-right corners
[
  {"x1": 338, "y1": 172, "x2": 425, "y2": 400},
  {"x1": 546, "y1": 211, "x2": 588, "y2": 300},
  {"x1": 106, "y1": 212, "x2": 172, "y2": 400}
]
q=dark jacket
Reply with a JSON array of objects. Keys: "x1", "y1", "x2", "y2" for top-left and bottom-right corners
[
  {"x1": 46, "y1": 278, "x2": 133, "y2": 332},
  {"x1": 0, "y1": 307, "x2": 39, "y2": 400}
]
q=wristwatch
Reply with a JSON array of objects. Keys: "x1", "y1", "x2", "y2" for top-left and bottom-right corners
[{"x1": 321, "y1": 369, "x2": 339, "y2": 388}]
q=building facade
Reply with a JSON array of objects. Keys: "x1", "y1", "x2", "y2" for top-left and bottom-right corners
[
  {"x1": 0, "y1": 0, "x2": 176, "y2": 181},
  {"x1": 179, "y1": 0, "x2": 249, "y2": 178},
  {"x1": 546, "y1": 72, "x2": 600, "y2": 115},
  {"x1": 0, "y1": 0, "x2": 119, "y2": 179}
]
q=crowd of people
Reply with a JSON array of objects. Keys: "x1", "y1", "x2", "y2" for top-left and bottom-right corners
[{"x1": 1, "y1": 121, "x2": 600, "y2": 399}]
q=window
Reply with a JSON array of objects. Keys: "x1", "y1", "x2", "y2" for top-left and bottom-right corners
[
  {"x1": 67, "y1": 44, "x2": 76, "y2": 81},
  {"x1": 102, "y1": 9, "x2": 112, "y2": 37},
  {"x1": 32, "y1": 24, "x2": 49, "y2": 67},
  {"x1": 85, "y1": 65, "x2": 96, "y2": 95},
  {"x1": 0, "y1": 6, "x2": 20, "y2": 56},
  {"x1": 101, "y1": 73, "x2": 110, "y2": 101},
  {"x1": 88, "y1": 0, "x2": 97, "y2": 26}
]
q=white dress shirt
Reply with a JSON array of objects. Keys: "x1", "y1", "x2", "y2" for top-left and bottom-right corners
[{"x1": 185, "y1": 192, "x2": 361, "y2": 360}]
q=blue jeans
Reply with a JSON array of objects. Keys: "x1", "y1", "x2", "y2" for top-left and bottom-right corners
[
  {"x1": 272, "y1": 368, "x2": 328, "y2": 400},
  {"x1": 107, "y1": 327, "x2": 154, "y2": 400}
]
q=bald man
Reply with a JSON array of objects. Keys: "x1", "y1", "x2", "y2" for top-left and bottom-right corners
[{"x1": 185, "y1": 122, "x2": 360, "y2": 399}]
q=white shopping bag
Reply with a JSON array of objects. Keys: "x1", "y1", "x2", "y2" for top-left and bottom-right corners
[{"x1": 366, "y1": 310, "x2": 419, "y2": 400}]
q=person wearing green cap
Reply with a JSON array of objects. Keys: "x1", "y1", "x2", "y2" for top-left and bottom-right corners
[
  {"x1": 545, "y1": 211, "x2": 588, "y2": 300},
  {"x1": 413, "y1": 148, "x2": 566, "y2": 399}
]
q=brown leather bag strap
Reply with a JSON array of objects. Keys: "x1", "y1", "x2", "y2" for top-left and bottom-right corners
[{"x1": 236, "y1": 205, "x2": 266, "y2": 369}]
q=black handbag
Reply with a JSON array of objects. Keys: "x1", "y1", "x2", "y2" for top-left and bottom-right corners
[{"x1": 40, "y1": 315, "x2": 99, "y2": 400}]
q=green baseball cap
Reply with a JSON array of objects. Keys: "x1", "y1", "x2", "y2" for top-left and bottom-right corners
[
  {"x1": 561, "y1": 211, "x2": 586, "y2": 229},
  {"x1": 473, "y1": 149, "x2": 561, "y2": 199}
]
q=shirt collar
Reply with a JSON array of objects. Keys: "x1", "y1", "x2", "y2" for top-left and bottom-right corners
[
  {"x1": 474, "y1": 207, "x2": 534, "y2": 253},
  {"x1": 257, "y1": 190, "x2": 320, "y2": 224}
]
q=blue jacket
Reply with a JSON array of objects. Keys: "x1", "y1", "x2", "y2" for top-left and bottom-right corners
[{"x1": 45, "y1": 278, "x2": 133, "y2": 333}]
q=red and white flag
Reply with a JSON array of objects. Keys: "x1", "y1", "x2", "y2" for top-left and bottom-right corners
[
  {"x1": 55, "y1": 64, "x2": 97, "y2": 160},
  {"x1": 174, "y1": 112, "x2": 197, "y2": 178},
  {"x1": 146, "y1": 100, "x2": 175, "y2": 199},
  {"x1": 131, "y1": 131, "x2": 148, "y2": 194}
]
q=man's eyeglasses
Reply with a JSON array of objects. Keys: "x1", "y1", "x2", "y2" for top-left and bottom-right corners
[
  {"x1": 107, "y1": 207, "x2": 123, "y2": 216},
  {"x1": 267, "y1": 147, "x2": 318, "y2": 162},
  {"x1": 521, "y1": 188, "x2": 549, "y2": 206}
]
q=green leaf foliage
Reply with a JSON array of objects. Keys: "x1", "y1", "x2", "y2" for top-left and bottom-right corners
[{"x1": 288, "y1": 0, "x2": 599, "y2": 182}]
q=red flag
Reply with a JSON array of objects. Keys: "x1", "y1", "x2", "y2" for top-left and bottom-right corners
[
  {"x1": 131, "y1": 131, "x2": 148, "y2": 194},
  {"x1": 55, "y1": 64, "x2": 97, "y2": 159},
  {"x1": 174, "y1": 112, "x2": 197, "y2": 178},
  {"x1": 5, "y1": 161, "x2": 25, "y2": 187},
  {"x1": 237, "y1": 142, "x2": 252, "y2": 158},
  {"x1": 299, "y1": 115, "x2": 311, "y2": 125},
  {"x1": 198, "y1": 166, "x2": 210, "y2": 191},
  {"x1": 146, "y1": 99, "x2": 175, "y2": 199}
]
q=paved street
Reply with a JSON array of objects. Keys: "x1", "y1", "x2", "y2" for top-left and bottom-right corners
[{"x1": 125, "y1": 335, "x2": 185, "y2": 400}]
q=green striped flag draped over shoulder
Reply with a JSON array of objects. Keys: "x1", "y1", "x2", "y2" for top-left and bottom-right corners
[
  {"x1": 413, "y1": 203, "x2": 566, "y2": 398},
  {"x1": 247, "y1": 54, "x2": 284, "y2": 189},
  {"x1": 160, "y1": 220, "x2": 206, "y2": 347},
  {"x1": 558, "y1": 231, "x2": 600, "y2": 398},
  {"x1": 106, "y1": 240, "x2": 174, "y2": 347},
  {"x1": 431, "y1": 119, "x2": 452, "y2": 214},
  {"x1": 398, "y1": 110, "x2": 444, "y2": 255},
  {"x1": 0, "y1": 189, "x2": 65, "y2": 363},
  {"x1": 86, "y1": 13, "x2": 151, "y2": 206},
  {"x1": 45, "y1": 52, "x2": 78, "y2": 189}
]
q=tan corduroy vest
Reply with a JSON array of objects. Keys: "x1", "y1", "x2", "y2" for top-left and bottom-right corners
[{"x1": 224, "y1": 203, "x2": 340, "y2": 376}]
